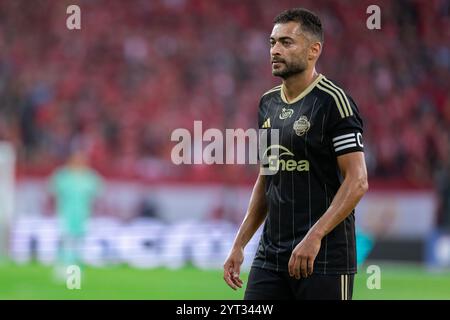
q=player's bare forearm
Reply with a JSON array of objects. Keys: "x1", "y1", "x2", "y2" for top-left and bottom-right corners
[
  {"x1": 231, "y1": 172, "x2": 268, "y2": 250},
  {"x1": 288, "y1": 152, "x2": 368, "y2": 278},
  {"x1": 224, "y1": 172, "x2": 267, "y2": 289},
  {"x1": 308, "y1": 152, "x2": 368, "y2": 240}
]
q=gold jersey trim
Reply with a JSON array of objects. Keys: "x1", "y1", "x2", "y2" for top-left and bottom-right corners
[
  {"x1": 280, "y1": 74, "x2": 324, "y2": 104},
  {"x1": 262, "y1": 85, "x2": 282, "y2": 97}
]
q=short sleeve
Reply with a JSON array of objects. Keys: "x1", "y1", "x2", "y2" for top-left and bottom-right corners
[
  {"x1": 257, "y1": 96, "x2": 266, "y2": 129},
  {"x1": 257, "y1": 96, "x2": 268, "y2": 164},
  {"x1": 327, "y1": 94, "x2": 364, "y2": 157}
]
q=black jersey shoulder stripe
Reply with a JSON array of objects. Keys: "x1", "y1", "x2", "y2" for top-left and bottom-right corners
[
  {"x1": 262, "y1": 85, "x2": 282, "y2": 97},
  {"x1": 321, "y1": 78, "x2": 353, "y2": 116},
  {"x1": 322, "y1": 79, "x2": 353, "y2": 117},
  {"x1": 316, "y1": 82, "x2": 346, "y2": 118},
  {"x1": 318, "y1": 79, "x2": 351, "y2": 117}
]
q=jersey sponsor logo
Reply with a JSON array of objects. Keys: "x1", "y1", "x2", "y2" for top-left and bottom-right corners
[
  {"x1": 262, "y1": 144, "x2": 309, "y2": 172},
  {"x1": 293, "y1": 116, "x2": 310, "y2": 136},
  {"x1": 263, "y1": 144, "x2": 294, "y2": 158},
  {"x1": 279, "y1": 108, "x2": 294, "y2": 120}
]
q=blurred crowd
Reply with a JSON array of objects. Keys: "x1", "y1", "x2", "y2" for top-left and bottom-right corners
[{"x1": 0, "y1": 0, "x2": 448, "y2": 186}]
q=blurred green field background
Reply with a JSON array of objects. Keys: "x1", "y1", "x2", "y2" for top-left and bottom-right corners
[{"x1": 1, "y1": 262, "x2": 449, "y2": 300}]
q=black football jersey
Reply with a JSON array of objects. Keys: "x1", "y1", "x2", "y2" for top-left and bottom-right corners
[{"x1": 253, "y1": 74, "x2": 364, "y2": 275}]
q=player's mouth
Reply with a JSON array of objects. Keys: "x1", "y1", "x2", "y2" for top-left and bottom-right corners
[{"x1": 271, "y1": 60, "x2": 285, "y2": 67}]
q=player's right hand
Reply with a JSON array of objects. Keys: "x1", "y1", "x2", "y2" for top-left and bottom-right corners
[{"x1": 223, "y1": 247, "x2": 244, "y2": 290}]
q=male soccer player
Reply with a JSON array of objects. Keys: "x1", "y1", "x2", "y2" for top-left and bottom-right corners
[
  {"x1": 50, "y1": 148, "x2": 103, "y2": 273},
  {"x1": 223, "y1": 8, "x2": 368, "y2": 300}
]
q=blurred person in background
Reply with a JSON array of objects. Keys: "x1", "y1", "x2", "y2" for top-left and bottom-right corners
[{"x1": 49, "y1": 146, "x2": 103, "y2": 277}]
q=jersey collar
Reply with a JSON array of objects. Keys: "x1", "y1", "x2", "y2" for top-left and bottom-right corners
[{"x1": 280, "y1": 73, "x2": 324, "y2": 104}]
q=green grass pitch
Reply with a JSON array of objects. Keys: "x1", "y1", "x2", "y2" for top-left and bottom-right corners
[{"x1": 0, "y1": 261, "x2": 449, "y2": 299}]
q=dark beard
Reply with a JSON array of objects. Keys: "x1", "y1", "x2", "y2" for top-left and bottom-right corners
[{"x1": 272, "y1": 60, "x2": 307, "y2": 79}]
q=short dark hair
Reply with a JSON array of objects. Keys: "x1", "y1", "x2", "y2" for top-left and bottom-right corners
[{"x1": 273, "y1": 8, "x2": 324, "y2": 43}]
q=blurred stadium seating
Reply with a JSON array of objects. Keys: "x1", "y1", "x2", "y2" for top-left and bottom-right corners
[{"x1": 0, "y1": 0, "x2": 448, "y2": 185}]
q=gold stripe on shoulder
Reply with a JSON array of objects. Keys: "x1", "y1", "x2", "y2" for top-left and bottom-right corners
[
  {"x1": 321, "y1": 78, "x2": 353, "y2": 116},
  {"x1": 262, "y1": 85, "x2": 282, "y2": 97},
  {"x1": 319, "y1": 80, "x2": 350, "y2": 117},
  {"x1": 316, "y1": 82, "x2": 346, "y2": 118}
]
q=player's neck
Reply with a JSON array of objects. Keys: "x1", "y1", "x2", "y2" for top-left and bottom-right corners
[{"x1": 282, "y1": 68, "x2": 319, "y2": 103}]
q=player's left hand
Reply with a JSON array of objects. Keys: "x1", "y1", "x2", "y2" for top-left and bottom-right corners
[{"x1": 288, "y1": 232, "x2": 322, "y2": 279}]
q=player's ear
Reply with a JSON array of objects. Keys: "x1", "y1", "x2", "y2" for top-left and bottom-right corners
[{"x1": 309, "y1": 41, "x2": 322, "y2": 61}]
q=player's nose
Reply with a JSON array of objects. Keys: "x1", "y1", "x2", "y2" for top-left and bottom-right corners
[{"x1": 270, "y1": 42, "x2": 283, "y2": 57}]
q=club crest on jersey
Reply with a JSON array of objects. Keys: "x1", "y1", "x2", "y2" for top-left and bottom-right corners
[
  {"x1": 293, "y1": 116, "x2": 310, "y2": 136},
  {"x1": 279, "y1": 108, "x2": 294, "y2": 120}
]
